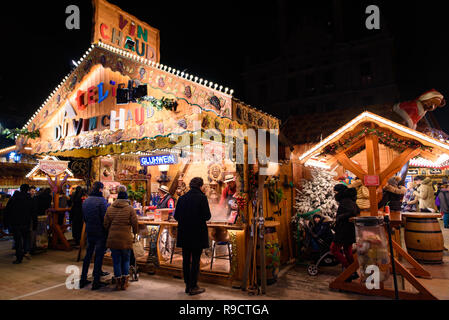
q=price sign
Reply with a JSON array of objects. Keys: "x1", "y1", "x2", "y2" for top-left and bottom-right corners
[{"x1": 364, "y1": 175, "x2": 380, "y2": 186}]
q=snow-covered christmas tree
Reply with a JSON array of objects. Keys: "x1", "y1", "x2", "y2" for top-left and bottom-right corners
[{"x1": 294, "y1": 167, "x2": 339, "y2": 218}]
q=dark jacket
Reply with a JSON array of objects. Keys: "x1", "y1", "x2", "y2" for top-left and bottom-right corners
[
  {"x1": 378, "y1": 184, "x2": 407, "y2": 212},
  {"x1": 104, "y1": 199, "x2": 138, "y2": 250},
  {"x1": 438, "y1": 189, "x2": 449, "y2": 213},
  {"x1": 334, "y1": 188, "x2": 359, "y2": 245},
  {"x1": 309, "y1": 215, "x2": 334, "y2": 245},
  {"x1": 70, "y1": 192, "x2": 83, "y2": 220},
  {"x1": 4, "y1": 190, "x2": 35, "y2": 228},
  {"x1": 174, "y1": 187, "x2": 212, "y2": 249},
  {"x1": 36, "y1": 193, "x2": 52, "y2": 216},
  {"x1": 82, "y1": 192, "x2": 108, "y2": 236}
]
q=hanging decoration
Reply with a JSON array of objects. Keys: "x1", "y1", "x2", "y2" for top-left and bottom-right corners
[
  {"x1": 2, "y1": 128, "x2": 40, "y2": 140},
  {"x1": 137, "y1": 96, "x2": 178, "y2": 112},
  {"x1": 321, "y1": 127, "x2": 433, "y2": 156},
  {"x1": 267, "y1": 176, "x2": 284, "y2": 205},
  {"x1": 235, "y1": 192, "x2": 248, "y2": 211},
  {"x1": 248, "y1": 164, "x2": 258, "y2": 201}
]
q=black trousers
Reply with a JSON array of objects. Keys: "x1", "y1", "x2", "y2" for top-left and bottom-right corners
[
  {"x1": 182, "y1": 247, "x2": 202, "y2": 290},
  {"x1": 11, "y1": 225, "x2": 31, "y2": 262},
  {"x1": 71, "y1": 216, "x2": 83, "y2": 243}
]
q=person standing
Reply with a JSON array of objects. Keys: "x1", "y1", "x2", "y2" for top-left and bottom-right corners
[
  {"x1": 104, "y1": 185, "x2": 138, "y2": 290},
  {"x1": 378, "y1": 176, "x2": 407, "y2": 212},
  {"x1": 70, "y1": 186, "x2": 84, "y2": 246},
  {"x1": 330, "y1": 184, "x2": 359, "y2": 282},
  {"x1": 174, "y1": 177, "x2": 211, "y2": 295},
  {"x1": 438, "y1": 178, "x2": 449, "y2": 229},
  {"x1": 156, "y1": 185, "x2": 175, "y2": 209},
  {"x1": 415, "y1": 177, "x2": 437, "y2": 212},
  {"x1": 4, "y1": 184, "x2": 36, "y2": 264},
  {"x1": 29, "y1": 186, "x2": 39, "y2": 254},
  {"x1": 36, "y1": 188, "x2": 52, "y2": 216},
  {"x1": 80, "y1": 181, "x2": 109, "y2": 290},
  {"x1": 402, "y1": 181, "x2": 418, "y2": 212},
  {"x1": 219, "y1": 175, "x2": 237, "y2": 217}
]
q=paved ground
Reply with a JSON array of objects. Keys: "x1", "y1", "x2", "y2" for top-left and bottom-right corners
[{"x1": 0, "y1": 222, "x2": 447, "y2": 300}]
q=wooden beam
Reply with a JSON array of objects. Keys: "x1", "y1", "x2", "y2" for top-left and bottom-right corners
[
  {"x1": 372, "y1": 135, "x2": 381, "y2": 175},
  {"x1": 342, "y1": 137, "x2": 365, "y2": 157},
  {"x1": 326, "y1": 155, "x2": 339, "y2": 168},
  {"x1": 392, "y1": 240, "x2": 432, "y2": 279},
  {"x1": 379, "y1": 148, "x2": 422, "y2": 186},
  {"x1": 419, "y1": 149, "x2": 440, "y2": 163},
  {"x1": 329, "y1": 253, "x2": 438, "y2": 300},
  {"x1": 335, "y1": 152, "x2": 367, "y2": 180},
  {"x1": 365, "y1": 134, "x2": 378, "y2": 216}
]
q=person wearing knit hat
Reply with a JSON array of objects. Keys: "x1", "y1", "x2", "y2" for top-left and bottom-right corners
[
  {"x1": 331, "y1": 183, "x2": 359, "y2": 282},
  {"x1": 117, "y1": 185, "x2": 128, "y2": 199},
  {"x1": 104, "y1": 184, "x2": 138, "y2": 291},
  {"x1": 333, "y1": 183, "x2": 348, "y2": 194}
]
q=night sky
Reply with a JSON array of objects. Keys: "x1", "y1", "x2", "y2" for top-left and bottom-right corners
[{"x1": 1, "y1": 0, "x2": 449, "y2": 147}]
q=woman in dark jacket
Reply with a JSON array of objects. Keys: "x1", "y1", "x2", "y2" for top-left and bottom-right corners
[
  {"x1": 174, "y1": 177, "x2": 211, "y2": 296},
  {"x1": 330, "y1": 184, "x2": 359, "y2": 281},
  {"x1": 70, "y1": 186, "x2": 84, "y2": 245}
]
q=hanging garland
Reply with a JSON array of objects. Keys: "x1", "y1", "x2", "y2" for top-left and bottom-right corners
[
  {"x1": 137, "y1": 96, "x2": 178, "y2": 112},
  {"x1": 1, "y1": 128, "x2": 40, "y2": 140},
  {"x1": 268, "y1": 176, "x2": 284, "y2": 205},
  {"x1": 248, "y1": 164, "x2": 258, "y2": 201},
  {"x1": 321, "y1": 127, "x2": 433, "y2": 156},
  {"x1": 235, "y1": 192, "x2": 248, "y2": 211},
  {"x1": 346, "y1": 145, "x2": 366, "y2": 159}
]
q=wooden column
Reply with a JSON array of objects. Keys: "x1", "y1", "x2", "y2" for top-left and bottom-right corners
[
  {"x1": 372, "y1": 135, "x2": 381, "y2": 175},
  {"x1": 365, "y1": 134, "x2": 378, "y2": 216}
]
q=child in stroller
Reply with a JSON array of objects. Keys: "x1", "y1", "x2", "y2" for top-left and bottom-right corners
[{"x1": 304, "y1": 212, "x2": 339, "y2": 276}]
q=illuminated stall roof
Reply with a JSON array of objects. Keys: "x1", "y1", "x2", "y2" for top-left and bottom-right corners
[
  {"x1": 299, "y1": 111, "x2": 449, "y2": 167},
  {"x1": 17, "y1": 42, "x2": 279, "y2": 158},
  {"x1": 25, "y1": 156, "x2": 82, "y2": 182}
]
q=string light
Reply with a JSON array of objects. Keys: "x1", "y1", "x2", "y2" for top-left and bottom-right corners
[{"x1": 299, "y1": 111, "x2": 449, "y2": 162}]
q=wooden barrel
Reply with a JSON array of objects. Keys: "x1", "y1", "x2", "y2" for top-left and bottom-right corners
[
  {"x1": 403, "y1": 213, "x2": 444, "y2": 264},
  {"x1": 257, "y1": 221, "x2": 280, "y2": 285}
]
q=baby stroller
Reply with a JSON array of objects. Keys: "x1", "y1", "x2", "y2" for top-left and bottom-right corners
[{"x1": 304, "y1": 215, "x2": 339, "y2": 276}]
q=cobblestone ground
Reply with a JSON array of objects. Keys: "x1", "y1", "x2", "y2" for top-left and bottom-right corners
[{"x1": 0, "y1": 223, "x2": 447, "y2": 300}]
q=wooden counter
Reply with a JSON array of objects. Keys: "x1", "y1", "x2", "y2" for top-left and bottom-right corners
[{"x1": 138, "y1": 219, "x2": 246, "y2": 230}]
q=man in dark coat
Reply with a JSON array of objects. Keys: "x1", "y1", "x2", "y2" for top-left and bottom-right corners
[
  {"x1": 330, "y1": 184, "x2": 359, "y2": 282},
  {"x1": 174, "y1": 177, "x2": 211, "y2": 296},
  {"x1": 80, "y1": 181, "x2": 109, "y2": 290},
  {"x1": 4, "y1": 184, "x2": 36, "y2": 264}
]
